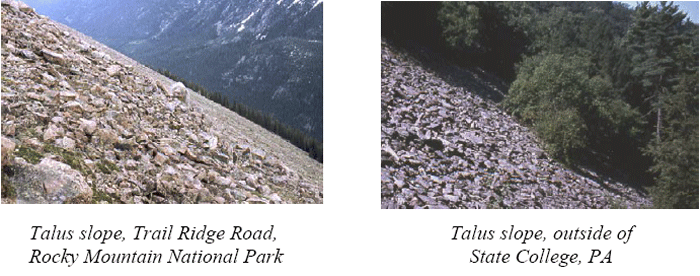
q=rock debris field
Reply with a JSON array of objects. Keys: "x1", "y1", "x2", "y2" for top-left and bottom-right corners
[
  {"x1": 381, "y1": 41, "x2": 651, "y2": 209},
  {"x1": 1, "y1": 1, "x2": 322, "y2": 204}
]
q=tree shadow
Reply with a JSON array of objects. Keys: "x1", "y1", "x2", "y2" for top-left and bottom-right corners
[{"x1": 383, "y1": 37, "x2": 509, "y2": 103}]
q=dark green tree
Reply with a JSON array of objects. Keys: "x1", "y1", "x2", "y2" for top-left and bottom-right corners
[
  {"x1": 623, "y1": 1, "x2": 698, "y2": 208},
  {"x1": 624, "y1": 1, "x2": 687, "y2": 139}
]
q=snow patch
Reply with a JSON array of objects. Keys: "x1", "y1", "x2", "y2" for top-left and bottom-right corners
[
  {"x1": 288, "y1": 0, "x2": 301, "y2": 9},
  {"x1": 236, "y1": 10, "x2": 260, "y2": 32},
  {"x1": 312, "y1": 0, "x2": 323, "y2": 10},
  {"x1": 241, "y1": 11, "x2": 255, "y2": 24},
  {"x1": 215, "y1": 21, "x2": 223, "y2": 36}
]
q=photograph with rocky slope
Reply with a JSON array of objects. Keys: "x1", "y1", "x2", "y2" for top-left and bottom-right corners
[
  {"x1": 1, "y1": 0, "x2": 322, "y2": 204},
  {"x1": 381, "y1": 2, "x2": 698, "y2": 209}
]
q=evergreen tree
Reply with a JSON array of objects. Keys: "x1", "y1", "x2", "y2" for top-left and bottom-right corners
[
  {"x1": 625, "y1": 1, "x2": 687, "y2": 139},
  {"x1": 623, "y1": 1, "x2": 698, "y2": 208}
]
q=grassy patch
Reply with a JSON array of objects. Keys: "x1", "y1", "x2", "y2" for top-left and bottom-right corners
[
  {"x1": 96, "y1": 160, "x2": 118, "y2": 174},
  {"x1": 15, "y1": 146, "x2": 43, "y2": 164},
  {"x1": 250, "y1": 189, "x2": 263, "y2": 198},
  {"x1": 1, "y1": 176, "x2": 17, "y2": 202},
  {"x1": 1, "y1": 77, "x2": 13, "y2": 86},
  {"x1": 91, "y1": 188, "x2": 114, "y2": 204},
  {"x1": 44, "y1": 144, "x2": 90, "y2": 176},
  {"x1": 64, "y1": 193, "x2": 92, "y2": 204}
]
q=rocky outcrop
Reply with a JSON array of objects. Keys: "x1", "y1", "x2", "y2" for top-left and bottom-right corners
[
  {"x1": 381, "y1": 41, "x2": 650, "y2": 209},
  {"x1": 1, "y1": 2, "x2": 322, "y2": 204},
  {"x1": 169, "y1": 82, "x2": 188, "y2": 103}
]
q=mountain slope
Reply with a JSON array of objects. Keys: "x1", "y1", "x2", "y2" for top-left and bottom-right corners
[
  {"x1": 27, "y1": 0, "x2": 323, "y2": 141},
  {"x1": 1, "y1": 1, "x2": 322, "y2": 204},
  {"x1": 381, "y1": 40, "x2": 650, "y2": 209}
]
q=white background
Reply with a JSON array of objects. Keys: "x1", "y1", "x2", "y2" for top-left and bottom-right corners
[{"x1": 1, "y1": 0, "x2": 699, "y2": 275}]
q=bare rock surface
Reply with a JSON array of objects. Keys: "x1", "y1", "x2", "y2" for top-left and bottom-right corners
[
  {"x1": 381, "y1": 40, "x2": 650, "y2": 209},
  {"x1": 1, "y1": 2, "x2": 322, "y2": 204}
]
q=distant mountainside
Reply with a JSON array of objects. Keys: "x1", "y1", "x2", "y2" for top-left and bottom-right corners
[
  {"x1": 28, "y1": 0, "x2": 323, "y2": 141},
  {"x1": 1, "y1": 1, "x2": 322, "y2": 204}
]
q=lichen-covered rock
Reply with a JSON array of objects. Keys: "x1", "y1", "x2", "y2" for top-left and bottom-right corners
[{"x1": 7, "y1": 157, "x2": 92, "y2": 204}]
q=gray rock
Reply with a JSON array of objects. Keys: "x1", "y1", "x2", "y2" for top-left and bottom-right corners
[
  {"x1": 124, "y1": 159, "x2": 137, "y2": 170},
  {"x1": 246, "y1": 196, "x2": 268, "y2": 204},
  {"x1": 153, "y1": 152, "x2": 168, "y2": 166},
  {"x1": 214, "y1": 196, "x2": 226, "y2": 204},
  {"x1": 2, "y1": 136, "x2": 16, "y2": 166},
  {"x1": 79, "y1": 119, "x2": 97, "y2": 135},
  {"x1": 90, "y1": 50, "x2": 109, "y2": 60},
  {"x1": 214, "y1": 176, "x2": 232, "y2": 186},
  {"x1": 106, "y1": 65, "x2": 121, "y2": 77},
  {"x1": 256, "y1": 185, "x2": 272, "y2": 196},
  {"x1": 62, "y1": 101, "x2": 83, "y2": 113},
  {"x1": 43, "y1": 124, "x2": 63, "y2": 142},
  {"x1": 169, "y1": 82, "x2": 188, "y2": 103},
  {"x1": 251, "y1": 149, "x2": 266, "y2": 160},
  {"x1": 60, "y1": 90, "x2": 78, "y2": 100},
  {"x1": 18, "y1": 49, "x2": 37, "y2": 60},
  {"x1": 231, "y1": 189, "x2": 247, "y2": 201},
  {"x1": 55, "y1": 137, "x2": 75, "y2": 150},
  {"x1": 41, "y1": 49, "x2": 65, "y2": 64},
  {"x1": 245, "y1": 174, "x2": 258, "y2": 187}
]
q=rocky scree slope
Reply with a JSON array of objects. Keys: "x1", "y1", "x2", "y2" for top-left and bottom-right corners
[
  {"x1": 1, "y1": 1, "x2": 322, "y2": 204},
  {"x1": 381, "y1": 41, "x2": 650, "y2": 209}
]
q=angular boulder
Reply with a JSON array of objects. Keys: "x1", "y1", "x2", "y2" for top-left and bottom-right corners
[
  {"x1": 1, "y1": 136, "x2": 16, "y2": 166},
  {"x1": 169, "y1": 82, "x2": 188, "y2": 103},
  {"x1": 7, "y1": 157, "x2": 93, "y2": 203}
]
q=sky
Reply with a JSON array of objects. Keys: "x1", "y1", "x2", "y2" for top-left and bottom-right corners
[{"x1": 619, "y1": 1, "x2": 699, "y2": 23}]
